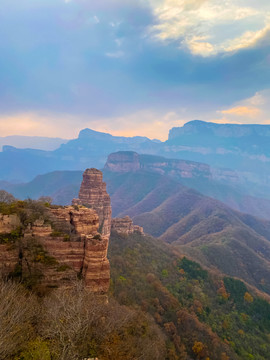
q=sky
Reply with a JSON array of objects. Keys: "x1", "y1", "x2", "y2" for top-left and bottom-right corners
[{"x1": 0, "y1": 0, "x2": 270, "y2": 140}]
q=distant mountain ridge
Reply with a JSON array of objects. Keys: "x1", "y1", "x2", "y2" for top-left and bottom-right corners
[
  {"x1": 0, "y1": 135, "x2": 68, "y2": 151},
  {"x1": 169, "y1": 120, "x2": 270, "y2": 139},
  {"x1": 2, "y1": 120, "x2": 270, "y2": 189},
  {"x1": 3, "y1": 150, "x2": 270, "y2": 221}
]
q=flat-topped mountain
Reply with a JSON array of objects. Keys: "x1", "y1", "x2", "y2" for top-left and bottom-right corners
[
  {"x1": 105, "y1": 151, "x2": 211, "y2": 179},
  {"x1": 169, "y1": 120, "x2": 270, "y2": 139},
  {"x1": 166, "y1": 120, "x2": 270, "y2": 188}
]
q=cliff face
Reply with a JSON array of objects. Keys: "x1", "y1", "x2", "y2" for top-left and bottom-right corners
[
  {"x1": 105, "y1": 152, "x2": 140, "y2": 173},
  {"x1": 0, "y1": 169, "x2": 111, "y2": 294},
  {"x1": 111, "y1": 216, "x2": 144, "y2": 236},
  {"x1": 73, "y1": 168, "x2": 112, "y2": 238},
  {"x1": 168, "y1": 120, "x2": 270, "y2": 139},
  {"x1": 44, "y1": 206, "x2": 109, "y2": 293},
  {"x1": 105, "y1": 151, "x2": 211, "y2": 179},
  {"x1": 0, "y1": 214, "x2": 20, "y2": 233}
]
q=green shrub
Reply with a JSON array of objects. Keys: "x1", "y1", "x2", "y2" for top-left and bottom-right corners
[{"x1": 178, "y1": 257, "x2": 208, "y2": 280}]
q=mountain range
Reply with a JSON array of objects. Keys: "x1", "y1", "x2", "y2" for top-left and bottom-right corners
[
  {"x1": 2, "y1": 120, "x2": 270, "y2": 192},
  {"x1": 0, "y1": 135, "x2": 68, "y2": 151}
]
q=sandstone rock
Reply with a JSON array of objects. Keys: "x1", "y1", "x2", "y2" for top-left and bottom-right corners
[
  {"x1": 0, "y1": 244, "x2": 19, "y2": 276},
  {"x1": 44, "y1": 206, "x2": 109, "y2": 293},
  {"x1": 0, "y1": 214, "x2": 20, "y2": 234},
  {"x1": 0, "y1": 205, "x2": 110, "y2": 294},
  {"x1": 50, "y1": 206, "x2": 99, "y2": 237},
  {"x1": 0, "y1": 169, "x2": 112, "y2": 294},
  {"x1": 73, "y1": 169, "x2": 112, "y2": 238},
  {"x1": 111, "y1": 216, "x2": 144, "y2": 236}
]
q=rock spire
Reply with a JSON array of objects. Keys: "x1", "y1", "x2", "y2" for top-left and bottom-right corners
[{"x1": 72, "y1": 168, "x2": 112, "y2": 238}]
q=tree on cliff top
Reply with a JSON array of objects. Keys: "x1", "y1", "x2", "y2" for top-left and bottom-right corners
[{"x1": 0, "y1": 190, "x2": 16, "y2": 203}]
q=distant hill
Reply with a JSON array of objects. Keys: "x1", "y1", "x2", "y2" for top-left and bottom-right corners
[
  {"x1": 0, "y1": 129, "x2": 160, "y2": 182},
  {"x1": 0, "y1": 135, "x2": 68, "y2": 151},
  {"x1": 0, "y1": 170, "x2": 82, "y2": 205}
]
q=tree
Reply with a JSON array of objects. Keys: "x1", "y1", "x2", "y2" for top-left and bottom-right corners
[
  {"x1": 40, "y1": 282, "x2": 166, "y2": 360},
  {"x1": 38, "y1": 196, "x2": 53, "y2": 205},
  {"x1": 0, "y1": 279, "x2": 37, "y2": 359},
  {"x1": 0, "y1": 190, "x2": 16, "y2": 203}
]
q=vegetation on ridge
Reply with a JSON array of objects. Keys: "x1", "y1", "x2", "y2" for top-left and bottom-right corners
[{"x1": 109, "y1": 231, "x2": 270, "y2": 360}]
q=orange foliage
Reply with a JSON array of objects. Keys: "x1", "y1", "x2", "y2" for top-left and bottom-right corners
[
  {"x1": 217, "y1": 281, "x2": 230, "y2": 300},
  {"x1": 244, "y1": 292, "x2": 253, "y2": 303},
  {"x1": 192, "y1": 341, "x2": 205, "y2": 358}
]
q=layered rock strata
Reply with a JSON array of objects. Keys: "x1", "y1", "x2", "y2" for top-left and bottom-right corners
[
  {"x1": 44, "y1": 207, "x2": 109, "y2": 293},
  {"x1": 0, "y1": 169, "x2": 112, "y2": 294},
  {"x1": 105, "y1": 151, "x2": 211, "y2": 179},
  {"x1": 72, "y1": 168, "x2": 112, "y2": 238},
  {"x1": 111, "y1": 216, "x2": 144, "y2": 236}
]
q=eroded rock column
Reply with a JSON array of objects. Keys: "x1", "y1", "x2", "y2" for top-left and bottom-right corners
[{"x1": 73, "y1": 168, "x2": 112, "y2": 238}]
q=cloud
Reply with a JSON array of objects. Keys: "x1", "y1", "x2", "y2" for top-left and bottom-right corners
[
  {"x1": 0, "y1": 110, "x2": 187, "y2": 141},
  {"x1": 220, "y1": 106, "x2": 261, "y2": 117},
  {"x1": 148, "y1": 0, "x2": 270, "y2": 56},
  {"x1": 0, "y1": 112, "x2": 81, "y2": 138},
  {"x1": 80, "y1": 110, "x2": 186, "y2": 140},
  {"x1": 212, "y1": 89, "x2": 270, "y2": 124},
  {"x1": 0, "y1": 0, "x2": 269, "y2": 129}
]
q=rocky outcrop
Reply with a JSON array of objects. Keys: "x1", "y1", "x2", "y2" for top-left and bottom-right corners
[
  {"x1": 0, "y1": 205, "x2": 110, "y2": 294},
  {"x1": 72, "y1": 169, "x2": 112, "y2": 238},
  {"x1": 111, "y1": 216, "x2": 144, "y2": 236},
  {"x1": 0, "y1": 214, "x2": 20, "y2": 233},
  {"x1": 0, "y1": 169, "x2": 112, "y2": 294},
  {"x1": 105, "y1": 151, "x2": 140, "y2": 173},
  {"x1": 43, "y1": 206, "x2": 109, "y2": 293},
  {"x1": 105, "y1": 151, "x2": 211, "y2": 179}
]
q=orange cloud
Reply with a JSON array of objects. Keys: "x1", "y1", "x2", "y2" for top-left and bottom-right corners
[{"x1": 220, "y1": 106, "x2": 261, "y2": 117}]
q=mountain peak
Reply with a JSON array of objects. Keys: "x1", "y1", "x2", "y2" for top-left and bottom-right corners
[{"x1": 78, "y1": 128, "x2": 113, "y2": 139}]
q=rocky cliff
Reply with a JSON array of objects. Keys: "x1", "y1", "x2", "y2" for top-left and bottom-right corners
[
  {"x1": 73, "y1": 168, "x2": 112, "y2": 238},
  {"x1": 111, "y1": 216, "x2": 144, "y2": 235},
  {"x1": 0, "y1": 214, "x2": 20, "y2": 233},
  {"x1": 0, "y1": 169, "x2": 111, "y2": 294},
  {"x1": 105, "y1": 151, "x2": 211, "y2": 179}
]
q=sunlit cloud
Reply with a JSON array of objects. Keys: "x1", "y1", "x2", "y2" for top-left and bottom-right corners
[
  {"x1": 220, "y1": 106, "x2": 261, "y2": 118},
  {"x1": 211, "y1": 89, "x2": 270, "y2": 124},
  {"x1": 0, "y1": 112, "x2": 79, "y2": 138},
  {"x1": 0, "y1": 110, "x2": 187, "y2": 141},
  {"x1": 84, "y1": 110, "x2": 186, "y2": 140},
  {"x1": 148, "y1": 0, "x2": 270, "y2": 56}
]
